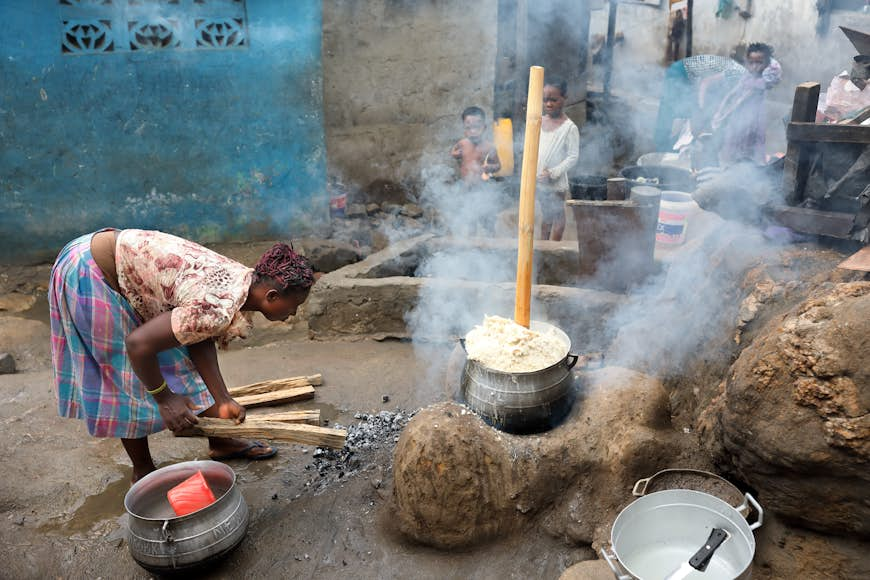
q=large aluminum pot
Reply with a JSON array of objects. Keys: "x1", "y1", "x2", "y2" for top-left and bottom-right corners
[
  {"x1": 601, "y1": 489, "x2": 763, "y2": 580},
  {"x1": 460, "y1": 321, "x2": 579, "y2": 434},
  {"x1": 632, "y1": 469, "x2": 747, "y2": 514},
  {"x1": 124, "y1": 460, "x2": 249, "y2": 572}
]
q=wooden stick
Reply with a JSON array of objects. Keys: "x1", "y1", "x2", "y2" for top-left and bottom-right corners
[
  {"x1": 234, "y1": 385, "x2": 315, "y2": 408},
  {"x1": 514, "y1": 65, "x2": 545, "y2": 328},
  {"x1": 250, "y1": 410, "x2": 321, "y2": 425},
  {"x1": 228, "y1": 374, "x2": 323, "y2": 397},
  {"x1": 178, "y1": 417, "x2": 346, "y2": 449}
]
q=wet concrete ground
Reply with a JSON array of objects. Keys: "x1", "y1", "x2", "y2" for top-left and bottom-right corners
[{"x1": 0, "y1": 315, "x2": 582, "y2": 579}]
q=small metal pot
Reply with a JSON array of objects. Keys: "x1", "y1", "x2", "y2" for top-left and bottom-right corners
[
  {"x1": 124, "y1": 460, "x2": 249, "y2": 572},
  {"x1": 460, "y1": 321, "x2": 579, "y2": 434},
  {"x1": 601, "y1": 489, "x2": 763, "y2": 580}
]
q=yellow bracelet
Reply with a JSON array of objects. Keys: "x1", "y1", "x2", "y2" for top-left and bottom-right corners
[{"x1": 146, "y1": 380, "x2": 168, "y2": 396}]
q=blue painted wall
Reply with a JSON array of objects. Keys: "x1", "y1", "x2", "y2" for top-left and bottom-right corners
[{"x1": 0, "y1": 1, "x2": 326, "y2": 264}]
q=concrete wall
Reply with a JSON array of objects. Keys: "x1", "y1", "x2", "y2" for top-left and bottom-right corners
[
  {"x1": 322, "y1": 0, "x2": 498, "y2": 188},
  {"x1": 0, "y1": 1, "x2": 326, "y2": 264},
  {"x1": 589, "y1": 1, "x2": 870, "y2": 152},
  {"x1": 306, "y1": 235, "x2": 623, "y2": 348}
]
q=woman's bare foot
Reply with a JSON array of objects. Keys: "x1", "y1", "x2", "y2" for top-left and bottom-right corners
[{"x1": 208, "y1": 437, "x2": 276, "y2": 461}]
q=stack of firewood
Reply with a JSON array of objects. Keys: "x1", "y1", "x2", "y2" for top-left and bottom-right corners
[{"x1": 178, "y1": 374, "x2": 346, "y2": 449}]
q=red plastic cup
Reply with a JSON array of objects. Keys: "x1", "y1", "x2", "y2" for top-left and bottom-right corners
[{"x1": 167, "y1": 470, "x2": 217, "y2": 517}]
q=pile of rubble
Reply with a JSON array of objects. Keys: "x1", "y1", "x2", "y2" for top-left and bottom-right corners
[
  {"x1": 300, "y1": 409, "x2": 416, "y2": 494},
  {"x1": 330, "y1": 201, "x2": 432, "y2": 255}
]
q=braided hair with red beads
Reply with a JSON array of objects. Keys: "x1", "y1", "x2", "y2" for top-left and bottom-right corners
[{"x1": 253, "y1": 243, "x2": 315, "y2": 294}]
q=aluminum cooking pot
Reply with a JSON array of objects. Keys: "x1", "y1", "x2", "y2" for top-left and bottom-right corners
[
  {"x1": 632, "y1": 469, "x2": 747, "y2": 515},
  {"x1": 459, "y1": 320, "x2": 579, "y2": 434},
  {"x1": 124, "y1": 460, "x2": 249, "y2": 572},
  {"x1": 601, "y1": 489, "x2": 763, "y2": 580}
]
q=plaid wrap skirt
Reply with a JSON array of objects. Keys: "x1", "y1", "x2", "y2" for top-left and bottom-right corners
[{"x1": 49, "y1": 232, "x2": 214, "y2": 438}]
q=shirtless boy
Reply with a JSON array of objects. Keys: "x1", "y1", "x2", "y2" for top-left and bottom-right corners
[{"x1": 451, "y1": 106, "x2": 501, "y2": 184}]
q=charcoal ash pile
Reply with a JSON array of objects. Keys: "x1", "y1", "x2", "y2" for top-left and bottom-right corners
[{"x1": 301, "y1": 409, "x2": 416, "y2": 494}]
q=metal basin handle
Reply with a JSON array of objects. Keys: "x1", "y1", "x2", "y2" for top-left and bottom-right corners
[
  {"x1": 632, "y1": 476, "x2": 651, "y2": 497},
  {"x1": 161, "y1": 519, "x2": 174, "y2": 543},
  {"x1": 566, "y1": 353, "x2": 579, "y2": 369},
  {"x1": 740, "y1": 492, "x2": 764, "y2": 531},
  {"x1": 600, "y1": 545, "x2": 633, "y2": 580}
]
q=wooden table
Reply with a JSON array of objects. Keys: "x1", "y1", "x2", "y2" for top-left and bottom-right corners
[{"x1": 775, "y1": 82, "x2": 870, "y2": 241}]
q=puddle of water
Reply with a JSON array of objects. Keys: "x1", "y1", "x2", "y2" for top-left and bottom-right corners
[
  {"x1": 65, "y1": 477, "x2": 129, "y2": 534},
  {"x1": 40, "y1": 470, "x2": 131, "y2": 536},
  {"x1": 14, "y1": 291, "x2": 50, "y2": 324}
]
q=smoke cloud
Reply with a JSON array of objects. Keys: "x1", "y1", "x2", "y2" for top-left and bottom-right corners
[
  {"x1": 329, "y1": 1, "x2": 809, "y2": 390},
  {"x1": 405, "y1": 121, "x2": 518, "y2": 345},
  {"x1": 605, "y1": 212, "x2": 776, "y2": 375}
]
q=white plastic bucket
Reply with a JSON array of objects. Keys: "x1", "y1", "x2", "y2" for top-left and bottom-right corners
[{"x1": 656, "y1": 191, "x2": 695, "y2": 245}]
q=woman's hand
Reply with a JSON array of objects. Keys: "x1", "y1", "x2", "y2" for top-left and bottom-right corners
[
  {"x1": 153, "y1": 390, "x2": 202, "y2": 433},
  {"x1": 187, "y1": 339, "x2": 244, "y2": 424},
  {"x1": 537, "y1": 169, "x2": 551, "y2": 182},
  {"x1": 212, "y1": 397, "x2": 246, "y2": 425}
]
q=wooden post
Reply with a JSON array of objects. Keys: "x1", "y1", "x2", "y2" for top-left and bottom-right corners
[
  {"x1": 782, "y1": 82, "x2": 821, "y2": 205},
  {"x1": 603, "y1": 0, "x2": 618, "y2": 99},
  {"x1": 514, "y1": 65, "x2": 544, "y2": 328},
  {"x1": 686, "y1": 0, "x2": 694, "y2": 57},
  {"x1": 513, "y1": 0, "x2": 529, "y2": 124}
]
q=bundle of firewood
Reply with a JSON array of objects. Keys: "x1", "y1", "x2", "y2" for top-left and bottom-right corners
[
  {"x1": 228, "y1": 373, "x2": 323, "y2": 407},
  {"x1": 178, "y1": 373, "x2": 346, "y2": 449}
]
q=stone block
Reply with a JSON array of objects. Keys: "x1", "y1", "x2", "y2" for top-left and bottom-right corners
[
  {"x1": 381, "y1": 202, "x2": 402, "y2": 215},
  {"x1": 345, "y1": 204, "x2": 368, "y2": 218},
  {"x1": 400, "y1": 203, "x2": 424, "y2": 218},
  {"x1": 296, "y1": 239, "x2": 362, "y2": 273},
  {"x1": 0, "y1": 352, "x2": 16, "y2": 374}
]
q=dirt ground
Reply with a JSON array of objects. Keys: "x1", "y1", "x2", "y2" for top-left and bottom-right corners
[
  {"x1": 1, "y1": 240, "x2": 867, "y2": 579},
  {"x1": 0, "y1": 285, "x2": 585, "y2": 579}
]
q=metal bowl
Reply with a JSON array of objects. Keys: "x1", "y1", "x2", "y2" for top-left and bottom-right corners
[
  {"x1": 124, "y1": 460, "x2": 249, "y2": 572},
  {"x1": 619, "y1": 165, "x2": 696, "y2": 193}
]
